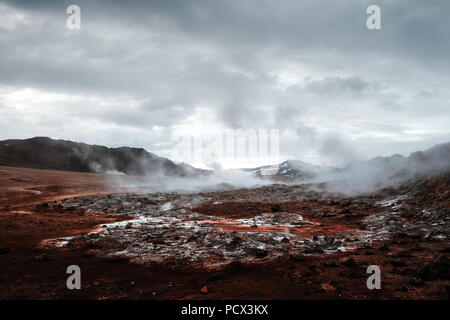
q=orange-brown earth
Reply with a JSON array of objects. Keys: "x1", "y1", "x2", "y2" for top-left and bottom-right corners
[{"x1": 0, "y1": 166, "x2": 448, "y2": 299}]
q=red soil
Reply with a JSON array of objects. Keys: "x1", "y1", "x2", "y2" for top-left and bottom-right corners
[{"x1": 0, "y1": 166, "x2": 448, "y2": 299}]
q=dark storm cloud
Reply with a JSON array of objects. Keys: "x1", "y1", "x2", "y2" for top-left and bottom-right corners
[
  {"x1": 302, "y1": 76, "x2": 371, "y2": 95},
  {"x1": 3, "y1": 0, "x2": 449, "y2": 93},
  {"x1": 0, "y1": 0, "x2": 449, "y2": 165}
]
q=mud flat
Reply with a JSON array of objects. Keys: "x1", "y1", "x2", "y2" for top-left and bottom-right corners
[{"x1": 0, "y1": 166, "x2": 449, "y2": 299}]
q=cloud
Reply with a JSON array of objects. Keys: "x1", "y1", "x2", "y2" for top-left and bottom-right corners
[
  {"x1": 0, "y1": 0, "x2": 449, "y2": 167},
  {"x1": 302, "y1": 76, "x2": 371, "y2": 95},
  {"x1": 319, "y1": 136, "x2": 360, "y2": 166}
]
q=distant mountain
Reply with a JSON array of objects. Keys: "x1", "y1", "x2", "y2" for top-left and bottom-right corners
[
  {"x1": 338, "y1": 142, "x2": 450, "y2": 181},
  {"x1": 2, "y1": 137, "x2": 448, "y2": 184},
  {"x1": 314, "y1": 141, "x2": 450, "y2": 194},
  {"x1": 246, "y1": 142, "x2": 450, "y2": 184},
  {"x1": 245, "y1": 160, "x2": 335, "y2": 181},
  {"x1": 0, "y1": 137, "x2": 208, "y2": 177}
]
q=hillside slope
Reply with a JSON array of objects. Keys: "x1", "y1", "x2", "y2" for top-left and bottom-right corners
[{"x1": 0, "y1": 137, "x2": 205, "y2": 177}]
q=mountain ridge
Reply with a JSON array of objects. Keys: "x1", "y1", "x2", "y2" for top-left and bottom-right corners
[
  {"x1": 0, "y1": 136, "x2": 207, "y2": 177},
  {"x1": 246, "y1": 142, "x2": 450, "y2": 182}
]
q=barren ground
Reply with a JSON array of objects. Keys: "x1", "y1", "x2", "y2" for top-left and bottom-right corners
[{"x1": 0, "y1": 166, "x2": 448, "y2": 299}]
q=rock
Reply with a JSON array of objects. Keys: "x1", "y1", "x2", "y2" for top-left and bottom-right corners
[
  {"x1": 271, "y1": 203, "x2": 281, "y2": 212},
  {"x1": 226, "y1": 236, "x2": 242, "y2": 250},
  {"x1": 151, "y1": 237, "x2": 166, "y2": 245},
  {"x1": 342, "y1": 258, "x2": 357, "y2": 268},
  {"x1": 186, "y1": 235, "x2": 197, "y2": 243},
  {"x1": 280, "y1": 237, "x2": 290, "y2": 244},
  {"x1": 339, "y1": 200, "x2": 351, "y2": 207},
  {"x1": 320, "y1": 282, "x2": 337, "y2": 292},
  {"x1": 125, "y1": 223, "x2": 133, "y2": 229},
  {"x1": 247, "y1": 248, "x2": 268, "y2": 258},
  {"x1": 262, "y1": 237, "x2": 279, "y2": 246},
  {"x1": 250, "y1": 224, "x2": 258, "y2": 228},
  {"x1": 200, "y1": 286, "x2": 208, "y2": 294},
  {"x1": 0, "y1": 247, "x2": 11, "y2": 254},
  {"x1": 378, "y1": 244, "x2": 389, "y2": 251},
  {"x1": 323, "y1": 259, "x2": 337, "y2": 267},
  {"x1": 418, "y1": 255, "x2": 450, "y2": 281},
  {"x1": 304, "y1": 247, "x2": 324, "y2": 254},
  {"x1": 393, "y1": 232, "x2": 408, "y2": 238},
  {"x1": 337, "y1": 208, "x2": 350, "y2": 215},
  {"x1": 324, "y1": 235, "x2": 334, "y2": 244}
]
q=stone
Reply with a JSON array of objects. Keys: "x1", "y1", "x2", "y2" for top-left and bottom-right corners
[
  {"x1": 320, "y1": 282, "x2": 337, "y2": 292},
  {"x1": 226, "y1": 236, "x2": 242, "y2": 250},
  {"x1": 125, "y1": 223, "x2": 133, "y2": 229},
  {"x1": 280, "y1": 237, "x2": 290, "y2": 244},
  {"x1": 247, "y1": 248, "x2": 268, "y2": 258},
  {"x1": 323, "y1": 259, "x2": 337, "y2": 267},
  {"x1": 0, "y1": 247, "x2": 11, "y2": 254},
  {"x1": 271, "y1": 203, "x2": 281, "y2": 212},
  {"x1": 418, "y1": 255, "x2": 450, "y2": 281},
  {"x1": 342, "y1": 258, "x2": 357, "y2": 268}
]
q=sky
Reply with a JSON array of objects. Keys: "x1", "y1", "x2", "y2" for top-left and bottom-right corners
[{"x1": 0, "y1": 0, "x2": 449, "y2": 169}]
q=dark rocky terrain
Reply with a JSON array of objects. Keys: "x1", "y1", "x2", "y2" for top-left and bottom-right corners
[
  {"x1": 0, "y1": 164, "x2": 448, "y2": 299},
  {"x1": 0, "y1": 140, "x2": 448, "y2": 299}
]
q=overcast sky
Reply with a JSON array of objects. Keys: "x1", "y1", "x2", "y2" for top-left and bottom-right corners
[{"x1": 0, "y1": 0, "x2": 449, "y2": 168}]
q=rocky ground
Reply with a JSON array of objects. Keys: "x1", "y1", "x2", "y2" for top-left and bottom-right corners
[{"x1": 0, "y1": 166, "x2": 448, "y2": 299}]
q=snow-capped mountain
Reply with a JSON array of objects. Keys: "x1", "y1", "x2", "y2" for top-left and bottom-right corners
[{"x1": 245, "y1": 160, "x2": 335, "y2": 181}]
